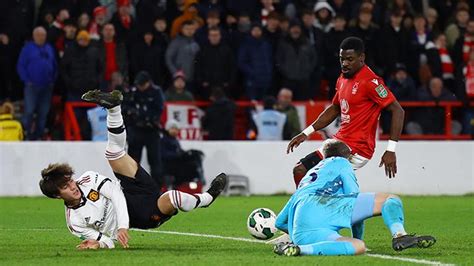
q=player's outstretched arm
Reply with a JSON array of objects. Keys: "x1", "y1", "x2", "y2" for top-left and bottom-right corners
[
  {"x1": 379, "y1": 101, "x2": 405, "y2": 178},
  {"x1": 287, "y1": 104, "x2": 340, "y2": 154}
]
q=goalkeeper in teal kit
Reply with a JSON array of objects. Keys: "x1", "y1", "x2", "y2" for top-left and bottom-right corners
[{"x1": 274, "y1": 140, "x2": 436, "y2": 256}]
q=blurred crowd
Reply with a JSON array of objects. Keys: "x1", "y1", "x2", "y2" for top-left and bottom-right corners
[{"x1": 0, "y1": 0, "x2": 474, "y2": 141}]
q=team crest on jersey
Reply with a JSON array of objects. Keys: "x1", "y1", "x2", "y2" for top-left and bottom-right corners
[
  {"x1": 375, "y1": 84, "x2": 388, "y2": 98},
  {"x1": 87, "y1": 189, "x2": 100, "y2": 202},
  {"x1": 352, "y1": 82, "x2": 359, "y2": 95}
]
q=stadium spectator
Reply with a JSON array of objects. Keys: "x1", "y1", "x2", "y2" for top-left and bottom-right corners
[
  {"x1": 407, "y1": 14, "x2": 433, "y2": 84},
  {"x1": 17, "y1": 27, "x2": 57, "y2": 140},
  {"x1": 386, "y1": 0, "x2": 415, "y2": 19},
  {"x1": 152, "y1": 16, "x2": 170, "y2": 48},
  {"x1": 426, "y1": 34, "x2": 455, "y2": 91},
  {"x1": 165, "y1": 71, "x2": 194, "y2": 102},
  {"x1": 259, "y1": 0, "x2": 276, "y2": 26},
  {"x1": 276, "y1": 21, "x2": 317, "y2": 100},
  {"x1": 201, "y1": 87, "x2": 235, "y2": 140},
  {"x1": 135, "y1": 0, "x2": 166, "y2": 33},
  {"x1": 97, "y1": 23, "x2": 128, "y2": 88},
  {"x1": 61, "y1": 30, "x2": 102, "y2": 101},
  {"x1": 386, "y1": 63, "x2": 417, "y2": 101},
  {"x1": 409, "y1": 77, "x2": 459, "y2": 135},
  {"x1": 349, "y1": 6, "x2": 381, "y2": 74},
  {"x1": 89, "y1": 6, "x2": 108, "y2": 41},
  {"x1": 226, "y1": 12, "x2": 251, "y2": 53},
  {"x1": 166, "y1": 20, "x2": 200, "y2": 87},
  {"x1": 110, "y1": 0, "x2": 136, "y2": 44},
  {"x1": 0, "y1": 102, "x2": 23, "y2": 141},
  {"x1": 263, "y1": 11, "x2": 281, "y2": 52},
  {"x1": 251, "y1": 96, "x2": 289, "y2": 141},
  {"x1": 313, "y1": 1, "x2": 335, "y2": 33},
  {"x1": 453, "y1": 19, "x2": 474, "y2": 66},
  {"x1": 275, "y1": 88, "x2": 301, "y2": 139},
  {"x1": 329, "y1": 0, "x2": 351, "y2": 19},
  {"x1": 46, "y1": 9, "x2": 70, "y2": 45},
  {"x1": 379, "y1": 9, "x2": 409, "y2": 78},
  {"x1": 444, "y1": 6, "x2": 470, "y2": 49},
  {"x1": 322, "y1": 14, "x2": 349, "y2": 98},
  {"x1": 77, "y1": 12, "x2": 91, "y2": 31},
  {"x1": 425, "y1": 7, "x2": 441, "y2": 35},
  {"x1": 131, "y1": 30, "x2": 165, "y2": 86},
  {"x1": 197, "y1": 0, "x2": 226, "y2": 19},
  {"x1": 460, "y1": 49, "x2": 474, "y2": 100},
  {"x1": 55, "y1": 19, "x2": 78, "y2": 58},
  {"x1": 170, "y1": 0, "x2": 204, "y2": 39},
  {"x1": 109, "y1": 71, "x2": 126, "y2": 92},
  {"x1": 161, "y1": 119, "x2": 205, "y2": 188},
  {"x1": 238, "y1": 23, "x2": 273, "y2": 100},
  {"x1": 195, "y1": 27, "x2": 236, "y2": 100},
  {"x1": 301, "y1": 9, "x2": 323, "y2": 50},
  {"x1": 195, "y1": 10, "x2": 222, "y2": 46},
  {"x1": 122, "y1": 71, "x2": 165, "y2": 187},
  {"x1": 279, "y1": 15, "x2": 290, "y2": 36}
]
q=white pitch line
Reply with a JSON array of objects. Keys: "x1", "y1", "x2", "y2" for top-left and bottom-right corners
[
  {"x1": 1, "y1": 228, "x2": 454, "y2": 265},
  {"x1": 366, "y1": 254, "x2": 454, "y2": 266}
]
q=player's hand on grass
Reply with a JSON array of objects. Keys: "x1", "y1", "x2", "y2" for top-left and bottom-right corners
[
  {"x1": 76, "y1": 239, "x2": 100, "y2": 250},
  {"x1": 287, "y1": 133, "x2": 308, "y2": 154},
  {"x1": 379, "y1": 151, "x2": 397, "y2": 178},
  {"x1": 117, "y1": 228, "x2": 129, "y2": 248}
]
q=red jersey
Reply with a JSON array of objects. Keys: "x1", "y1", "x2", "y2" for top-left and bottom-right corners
[{"x1": 332, "y1": 65, "x2": 396, "y2": 159}]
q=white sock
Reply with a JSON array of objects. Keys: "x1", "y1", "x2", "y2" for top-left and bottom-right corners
[
  {"x1": 105, "y1": 106, "x2": 126, "y2": 160},
  {"x1": 167, "y1": 190, "x2": 213, "y2": 212}
]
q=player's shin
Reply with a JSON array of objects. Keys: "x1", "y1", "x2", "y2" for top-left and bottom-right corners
[
  {"x1": 166, "y1": 190, "x2": 213, "y2": 212},
  {"x1": 299, "y1": 241, "x2": 357, "y2": 256},
  {"x1": 381, "y1": 197, "x2": 407, "y2": 237},
  {"x1": 105, "y1": 106, "x2": 126, "y2": 160}
]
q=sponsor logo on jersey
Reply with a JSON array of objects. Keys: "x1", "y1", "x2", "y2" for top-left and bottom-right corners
[
  {"x1": 85, "y1": 217, "x2": 90, "y2": 224},
  {"x1": 340, "y1": 99, "x2": 349, "y2": 114},
  {"x1": 375, "y1": 84, "x2": 388, "y2": 98},
  {"x1": 87, "y1": 189, "x2": 100, "y2": 202}
]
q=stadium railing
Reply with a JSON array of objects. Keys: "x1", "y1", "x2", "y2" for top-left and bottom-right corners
[{"x1": 63, "y1": 100, "x2": 474, "y2": 141}]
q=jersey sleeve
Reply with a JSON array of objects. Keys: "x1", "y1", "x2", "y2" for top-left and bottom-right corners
[
  {"x1": 66, "y1": 211, "x2": 115, "y2": 248},
  {"x1": 95, "y1": 174, "x2": 130, "y2": 230},
  {"x1": 339, "y1": 159, "x2": 359, "y2": 194},
  {"x1": 275, "y1": 199, "x2": 291, "y2": 233},
  {"x1": 364, "y1": 78, "x2": 396, "y2": 108}
]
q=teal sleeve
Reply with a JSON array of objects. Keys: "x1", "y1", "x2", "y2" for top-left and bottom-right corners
[{"x1": 275, "y1": 200, "x2": 291, "y2": 233}]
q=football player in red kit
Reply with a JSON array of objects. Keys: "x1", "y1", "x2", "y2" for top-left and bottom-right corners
[{"x1": 287, "y1": 37, "x2": 405, "y2": 185}]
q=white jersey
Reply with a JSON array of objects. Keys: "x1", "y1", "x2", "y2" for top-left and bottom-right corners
[{"x1": 65, "y1": 171, "x2": 129, "y2": 248}]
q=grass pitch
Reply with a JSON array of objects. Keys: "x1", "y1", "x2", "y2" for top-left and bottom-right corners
[{"x1": 1, "y1": 195, "x2": 473, "y2": 265}]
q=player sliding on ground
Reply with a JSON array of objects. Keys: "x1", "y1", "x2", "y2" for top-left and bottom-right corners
[
  {"x1": 39, "y1": 90, "x2": 228, "y2": 250},
  {"x1": 273, "y1": 140, "x2": 436, "y2": 256},
  {"x1": 287, "y1": 36, "x2": 405, "y2": 183}
]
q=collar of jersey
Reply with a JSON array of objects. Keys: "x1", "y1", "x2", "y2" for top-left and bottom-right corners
[{"x1": 65, "y1": 187, "x2": 87, "y2": 210}]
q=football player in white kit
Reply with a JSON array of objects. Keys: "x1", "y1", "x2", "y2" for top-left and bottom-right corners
[{"x1": 39, "y1": 90, "x2": 228, "y2": 250}]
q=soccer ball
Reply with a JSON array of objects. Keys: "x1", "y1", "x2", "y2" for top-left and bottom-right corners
[{"x1": 247, "y1": 208, "x2": 277, "y2": 240}]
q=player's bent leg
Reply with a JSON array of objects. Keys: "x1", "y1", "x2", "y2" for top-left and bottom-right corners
[
  {"x1": 275, "y1": 238, "x2": 363, "y2": 256},
  {"x1": 83, "y1": 89, "x2": 140, "y2": 178},
  {"x1": 337, "y1": 237, "x2": 366, "y2": 255},
  {"x1": 159, "y1": 173, "x2": 228, "y2": 212}
]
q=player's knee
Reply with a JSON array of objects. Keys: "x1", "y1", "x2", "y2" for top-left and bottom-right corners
[{"x1": 158, "y1": 192, "x2": 177, "y2": 215}]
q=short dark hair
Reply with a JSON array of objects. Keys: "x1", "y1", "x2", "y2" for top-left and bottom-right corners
[
  {"x1": 340, "y1": 37, "x2": 365, "y2": 54},
  {"x1": 208, "y1": 26, "x2": 221, "y2": 33},
  {"x1": 263, "y1": 96, "x2": 276, "y2": 110},
  {"x1": 323, "y1": 139, "x2": 351, "y2": 159},
  {"x1": 39, "y1": 163, "x2": 74, "y2": 198}
]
